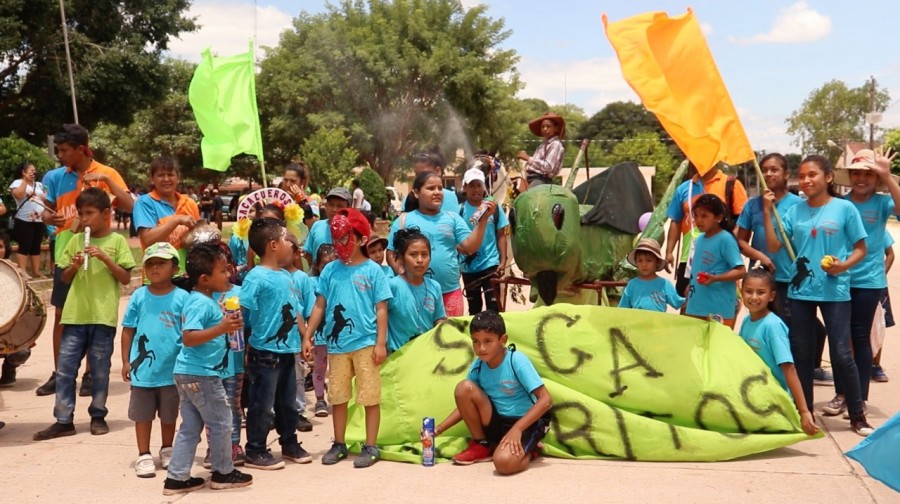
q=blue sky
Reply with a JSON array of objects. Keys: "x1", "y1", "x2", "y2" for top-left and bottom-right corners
[{"x1": 168, "y1": 0, "x2": 900, "y2": 154}]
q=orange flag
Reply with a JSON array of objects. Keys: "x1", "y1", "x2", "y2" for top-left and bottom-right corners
[{"x1": 603, "y1": 9, "x2": 754, "y2": 175}]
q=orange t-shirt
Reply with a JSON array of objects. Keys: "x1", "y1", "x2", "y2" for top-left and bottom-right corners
[{"x1": 45, "y1": 160, "x2": 128, "y2": 234}]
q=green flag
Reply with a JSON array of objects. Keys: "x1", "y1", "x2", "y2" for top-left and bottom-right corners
[
  {"x1": 345, "y1": 305, "x2": 821, "y2": 463},
  {"x1": 188, "y1": 43, "x2": 264, "y2": 172}
]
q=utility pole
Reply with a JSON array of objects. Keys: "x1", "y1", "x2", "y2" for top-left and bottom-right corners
[
  {"x1": 869, "y1": 76, "x2": 877, "y2": 149},
  {"x1": 59, "y1": 0, "x2": 79, "y2": 124}
]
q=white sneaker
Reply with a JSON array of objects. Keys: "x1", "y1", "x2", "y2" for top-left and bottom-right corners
[
  {"x1": 135, "y1": 454, "x2": 156, "y2": 478},
  {"x1": 159, "y1": 446, "x2": 173, "y2": 470}
]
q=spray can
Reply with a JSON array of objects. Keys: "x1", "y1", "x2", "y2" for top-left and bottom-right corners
[
  {"x1": 223, "y1": 296, "x2": 244, "y2": 351},
  {"x1": 83, "y1": 227, "x2": 91, "y2": 271},
  {"x1": 469, "y1": 196, "x2": 494, "y2": 225},
  {"x1": 421, "y1": 417, "x2": 435, "y2": 466}
]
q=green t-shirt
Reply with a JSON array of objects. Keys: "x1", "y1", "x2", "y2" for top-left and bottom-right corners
[{"x1": 58, "y1": 232, "x2": 136, "y2": 327}]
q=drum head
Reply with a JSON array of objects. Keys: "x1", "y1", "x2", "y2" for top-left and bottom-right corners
[{"x1": 0, "y1": 259, "x2": 26, "y2": 333}]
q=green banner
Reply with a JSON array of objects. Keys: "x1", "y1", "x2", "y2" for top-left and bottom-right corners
[{"x1": 345, "y1": 305, "x2": 822, "y2": 463}]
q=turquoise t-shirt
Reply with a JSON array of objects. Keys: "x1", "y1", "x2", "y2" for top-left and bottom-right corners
[
  {"x1": 737, "y1": 193, "x2": 803, "y2": 283},
  {"x1": 466, "y1": 350, "x2": 544, "y2": 418},
  {"x1": 381, "y1": 264, "x2": 394, "y2": 278},
  {"x1": 228, "y1": 234, "x2": 249, "y2": 274},
  {"x1": 175, "y1": 291, "x2": 229, "y2": 378},
  {"x1": 846, "y1": 194, "x2": 895, "y2": 289},
  {"x1": 459, "y1": 201, "x2": 509, "y2": 273},
  {"x1": 739, "y1": 312, "x2": 793, "y2": 392},
  {"x1": 686, "y1": 231, "x2": 744, "y2": 319},
  {"x1": 216, "y1": 285, "x2": 244, "y2": 377},
  {"x1": 387, "y1": 276, "x2": 446, "y2": 352},
  {"x1": 619, "y1": 276, "x2": 684, "y2": 313},
  {"x1": 122, "y1": 286, "x2": 189, "y2": 387},
  {"x1": 387, "y1": 210, "x2": 471, "y2": 294},
  {"x1": 782, "y1": 198, "x2": 867, "y2": 302},
  {"x1": 315, "y1": 259, "x2": 392, "y2": 354},
  {"x1": 302, "y1": 219, "x2": 332, "y2": 259},
  {"x1": 292, "y1": 269, "x2": 316, "y2": 319},
  {"x1": 241, "y1": 266, "x2": 301, "y2": 353}
]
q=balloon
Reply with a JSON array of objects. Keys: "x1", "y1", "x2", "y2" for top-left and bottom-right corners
[{"x1": 638, "y1": 212, "x2": 652, "y2": 231}]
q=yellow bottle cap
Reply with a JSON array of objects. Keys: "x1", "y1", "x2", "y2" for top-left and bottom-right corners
[{"x1": 224, "y1": 296, "x2": 241, "y2": 311}]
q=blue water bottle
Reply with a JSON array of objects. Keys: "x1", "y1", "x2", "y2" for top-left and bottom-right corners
[{"x1": 421, "y1": 417, "x2": 435, "y2": 466}]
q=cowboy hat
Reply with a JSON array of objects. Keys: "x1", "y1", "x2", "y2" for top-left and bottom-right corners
[
  {"x1": 528, "y1": 112, "x2": 566, "y2": 139},
  {"x1": 627, "y1": 238, "x2": 666, "y2": 272},
  {"x1": 833, "y1": 148, "x2": 898, "y2": 192}
]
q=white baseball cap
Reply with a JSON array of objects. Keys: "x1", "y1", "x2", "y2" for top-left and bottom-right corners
[{"x1": 463, "y1": 167, "x2": 486, "y2": 186}]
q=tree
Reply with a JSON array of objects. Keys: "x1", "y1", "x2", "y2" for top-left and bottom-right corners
[
  {"x1": 356, "y1": 167, "x2": 388, "y2": 217},
  {"x1": 883, "y1": 128, "x2": 900, "y2": 173},
  {"x1": 0, "y1": 0, "x2": 195, "y2": 141},
  {"x1": 577, "y1": 101, "x2": 668, "y2": 148},
  {"x1": 301, "y1": 127, "x2": 360, "y2": 191},
  {"x1": 600, "y1": 132, "x2": 676, "y2": 201},
  {"x1": 0, "y1": 136, "x2": 57, "y2": 223},
  {"x1": 257, "y1": 0, "x2": 522, "y2": 182},
  {"x1": 786, "y1": 80, "x2": 890, "y2": 156}
]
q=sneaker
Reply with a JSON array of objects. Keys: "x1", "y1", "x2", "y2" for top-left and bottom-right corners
[
  {"x1": 872, "y1": 365, "x2": 889, "y2": 383},
  {"x1": 451, "y1": 440, "x2": 493, "y2": 465},
  {"x1": 321, "y1": 441, "x2": 349, "y2": 465},
  {"x1": 822, "y1": 395, "x2": 846, "y2": 416},
  {"x1": 135, "y1": 454, "x2": 156, "y2": 478},
  {"x1": 244, "y1": 450, "x2": 285, "y2": 470},
  {"x1": 159, "y1": 447, "x2": 173, "y2": 470},
  {"x1": 314, "y1": 400, "x2": 328, "y2": 418},
  {"x1": 850, "y1": 413, "x2": 875, "y2": 437},
  {"x1": 353, "y1": 444, "x2": 380, "y2": 468},
  {"x1": 0, "y1": 362, "x2": 17, "y2": 387},
  {"x1": 79, "y1": 372, "x2": 92, "y2": 397},
  {"x1": 296, "y1": 414, "x2": 313, "y2": 432},
  {"x1": 35, "y1": 371, "x2": 57, "y2": 396},
  {"x1": 90, "y1": 417, "x2": 109, "y2": 435},
  {"x1": 283, "y1": 443, "x2": 313, "y2": 464},
  {"x1": 843, "y1": 401, "x2": 868, "y2": 420},
  {"x1": 814, "y1": 367, "x2": 834, "y2": 385},
  {"x1": 210, "y1": 469, "x2": 253, "y2": 490},
  {"x1": 232, "y1": 444, "x2": 246, "y2": 466},
  {"x1": 163, "y1": 476, "x2": 205, "y2": 496},
  {"x1": 304, "y1": 373, "x2": 314, "y2": 392},
  {"x1": 203, "y1": 449, "x2": 212, "y2": 469},
  {"x1": 33, "y1": 422, "x2": 75, "y2": 441}
]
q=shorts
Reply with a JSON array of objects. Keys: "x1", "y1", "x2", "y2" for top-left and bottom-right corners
[
  {"x1": 12, "y1": 219, "x2": 45, "y2": 256},
  {"x1": 675, "y1": 263, "x2": 690, "y2": 297},
  {"x1": 50, "y1": 266, "x2": 71, "y2": 309},
  {"x1": 128, "y1": 385, "x2": 180, "y2": 423},
  {"x1": 443, "y1": 289, "x2": 464, "y2": 317},
  {"x1": 484, "y1": 402, "x2": 548, "y2": 452},
  {"x1": 327, "y1": 346, "x2": 381, "y2": 406}
]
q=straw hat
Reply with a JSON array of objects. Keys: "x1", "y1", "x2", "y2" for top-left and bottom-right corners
[
  {"x1": 528, "y1": 112, "x2": 566, "y2": 139},
  {"x1": 833, "y1": 148, "x2": 898, "y2": 192},
  {"x1": 627, "y1": 238, "x2": 665, "y2": 271}
]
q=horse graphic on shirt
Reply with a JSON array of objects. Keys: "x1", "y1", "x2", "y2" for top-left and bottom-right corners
[
  {"x1": 129, "y1": 334, "x2": 156, "y2": 380},
  {"x1": 264, "y1": 304, "x2": 294, "y2": 349},
  {"x1": 791, "y1": 256, "x2": 814, "y2": 293},
  {"x1": 326, "y1": 304, "x2": 355, "y2": 348},
  {"x1": 213, "y1": 339, "x2": 230, "y2": 373}
]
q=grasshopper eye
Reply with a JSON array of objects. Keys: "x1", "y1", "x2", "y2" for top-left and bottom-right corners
[{"x1": 552, "y1": 204, "x2": 564, "y2": 230}]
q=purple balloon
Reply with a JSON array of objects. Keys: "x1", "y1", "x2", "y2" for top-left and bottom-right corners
[{"x1": 638, "y1": 212, "x2": 652, "y2": 232}]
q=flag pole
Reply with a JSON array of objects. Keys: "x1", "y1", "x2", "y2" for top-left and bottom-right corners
[
  {"x1": 751, "y1": 158, "x2": 795, "y2": 261},
  {"x1": 247, "y1": 39, "x2": 267, "y2": 188},
  {"x1": 58, "y1": 0, "x2": 79, "y2": 123}
]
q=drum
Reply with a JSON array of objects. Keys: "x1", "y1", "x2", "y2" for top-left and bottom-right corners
[{"x1": 0, "y1": 259, "x2": 46, "y2": 354}]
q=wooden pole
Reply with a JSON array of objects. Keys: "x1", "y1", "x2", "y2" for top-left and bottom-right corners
[{"x1": 751, "y1": 158, "x2": 795, "y2": 261}]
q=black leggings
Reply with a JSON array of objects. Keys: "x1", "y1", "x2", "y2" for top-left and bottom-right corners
[
  {"x1": 12, "y1": 219, "x2": 45, "y2": 256},
  {"x1": 462, "y1": 265, "x2": 499, "y2": 315}
]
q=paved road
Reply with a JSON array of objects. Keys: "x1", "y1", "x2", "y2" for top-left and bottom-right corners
[{"x1": 1, "y1": 228, "x2": 899, "y2": 503}]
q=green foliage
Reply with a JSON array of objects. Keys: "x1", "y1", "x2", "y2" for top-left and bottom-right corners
[
  {"x1": 301, "y1": 127, "x2": 360, "y2": 191},
  {"x1": 0, "y1": 0, "x2": 195, "y2": 140},
  {"x1": 257, "y1": 0, "x2": 522, "y2": 181},
  {"x1": 356, "y1": 167, "x2": 388, "y2": 217},
  {"x1": 600, "y1": 132, "x2": 676, "y2": 202},
  {"x1": 0, "y1": 135, "x2": 57, "y2": 225},
  {"x1": 884, "y1": 128, "x2": 900, "y2": 173},
  {"x1": 787, "y1": 80, "x2": 890, "y2": 157}
]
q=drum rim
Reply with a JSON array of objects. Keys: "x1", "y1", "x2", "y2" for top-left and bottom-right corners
[{"x1": 0, "y1": 259, "x2": 26, "y2": 333}]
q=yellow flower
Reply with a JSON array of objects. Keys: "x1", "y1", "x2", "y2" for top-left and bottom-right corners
[
  {"x1": 235, "y1": 218, "x2": 251, "y2": 239},
  {"x1": 284, "y1": 203, "x2": 303, "y2": 224}
]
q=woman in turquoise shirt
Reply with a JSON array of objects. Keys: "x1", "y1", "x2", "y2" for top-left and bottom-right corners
[{"x1": 762, "y1": 155, "x2": 873, "y2": 436}]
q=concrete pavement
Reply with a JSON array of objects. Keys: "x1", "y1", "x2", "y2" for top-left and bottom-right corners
[{"x1": 2, "y1": 230, "x2": 900, "y2": 503}]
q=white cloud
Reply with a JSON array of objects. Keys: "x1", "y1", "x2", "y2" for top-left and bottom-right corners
[
  {"x1": 700, "y1": 22, "x2": 713, "y2": 37},
  {"x1": 517, "y1": 57, "x2": 639, "y2": 112},
  {"x1": 459, "y1": 0, "x2": 482, "y2": 9},
  {"x1": 167, "y1": 1, "x2": 293, "y2": 61},
  {"x1": 733, "y1": 1, "x2": 831, "y2": 45}
]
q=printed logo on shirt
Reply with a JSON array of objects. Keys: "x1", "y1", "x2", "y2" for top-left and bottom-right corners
[
  {"x1": 701, "y1": 250, "x2": 716, "y2": 266},
  {"x1": 861, "y1": 209, "x2": 879, "y2": 225},
  {"x1": 650, "y1": 290, "x2": 665, "y2": 305},
  {"x1": 438, "y1": 222, "x2": 454, "y2": 238},
  {"x1": 353, "y1": 274, "x2": 372, "y2": 292},
  {"x1": 500, "y1": 380, "x2": 519, "y2": 396},
  {"x1": 820, "y1": 220, "x2": 839, "y2": 237},
  {"x1": 423, "y1": 295, "x2": 436, "y2": 312},
  {"x1": 746, "y1": 338, "x2": 762, "y2": 353},
  {"x1": 159, "y1": 311, "x2": 178, "y2": 329}
]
